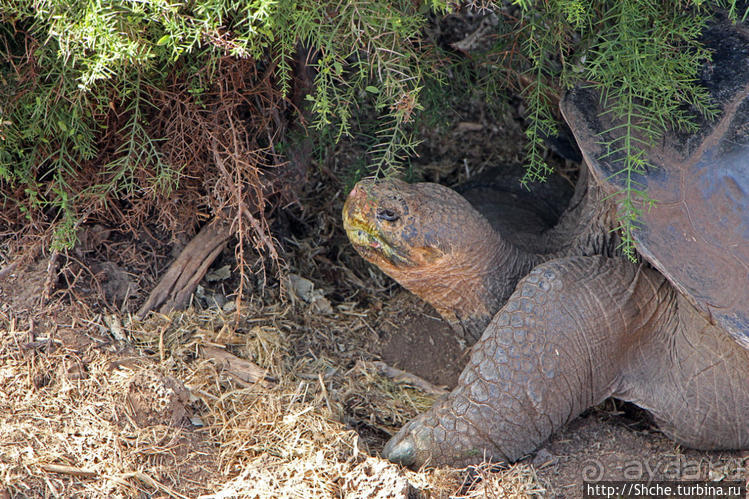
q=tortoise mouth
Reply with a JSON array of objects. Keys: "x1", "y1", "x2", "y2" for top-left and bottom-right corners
[
  {"x1": 343, "y1": 217, "x2": 407, "y2": 267},
  {"x1": 342, "y1": 200, "x2": 410, "y2": 268}
]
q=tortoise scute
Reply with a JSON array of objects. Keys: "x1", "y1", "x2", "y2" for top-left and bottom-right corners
[{"x1": 561, "y1": 11, "x2": 749, "y2": 349}]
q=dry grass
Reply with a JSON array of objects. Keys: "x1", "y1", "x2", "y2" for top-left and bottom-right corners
[
  {"x1": 0, "y1": 72, "x2": 553, "y2": 498},
  {"x1": 0, "y1": 320, "x2": 213, "y2": 497},
  {"x1": 0, "y1": 289, "x2": 545, "y2": 498}
]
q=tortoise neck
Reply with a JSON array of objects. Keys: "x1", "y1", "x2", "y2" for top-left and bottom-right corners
[{"x1": 397, "y1": 230, "x2": 542, "y2": 345}]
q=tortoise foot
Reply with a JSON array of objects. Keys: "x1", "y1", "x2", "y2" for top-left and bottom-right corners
[
  {"x1": 381, "y1": 404, "x2": 459, "y2": 468},
  {"x1": 381, "y1": 396, "x2": 509, "y2": 468},
  {"x1": 382, "y1": 424, "x2": 418, "y2": 467}
]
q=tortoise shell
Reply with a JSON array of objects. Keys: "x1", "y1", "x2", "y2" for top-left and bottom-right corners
[{"x1": 561, "y1": 11, "x2": 749, "y2": 349}]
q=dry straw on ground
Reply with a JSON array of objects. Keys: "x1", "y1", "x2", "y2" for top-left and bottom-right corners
[
  {"x1": 0, "y1": 293, "x2": 544, "y2": 498},
  {"x1": 0, "y1": 58, "x2": 568, "y2": 497}
]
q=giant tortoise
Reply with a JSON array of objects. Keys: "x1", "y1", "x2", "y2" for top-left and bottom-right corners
[{"x1": 342, "y1": 10, "x2": 749, "y2": 467}]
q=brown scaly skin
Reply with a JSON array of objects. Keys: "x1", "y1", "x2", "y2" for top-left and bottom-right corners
[
  {"x1": 343, "y1": 178, "x2": 543, "y2": 343},
  {"x1": 381, "y1": 256, "x2": 749, "y2": 467},
  {"x1": 343, "y1": 178, "x2": 749, "y2": 468}
]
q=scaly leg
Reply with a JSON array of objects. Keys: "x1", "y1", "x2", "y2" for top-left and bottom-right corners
[{"x1": 383, "y1": 256, "x2": 670, "y2": 467}]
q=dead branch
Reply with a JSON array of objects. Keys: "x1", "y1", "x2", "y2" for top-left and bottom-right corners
[
  {"x1": 40, "y1": 463, "x2": 97, "y2": 478},
  {"x1": 357, "y1": 360, "x2": 449, "y2": 397},
  {"x1": 40, "y1": 251, "x2": 60, "y2": 305},
  {"x1": 200, "y1": 345, "x2": 275, "y2": 387},
  {"x1": 136, "y1": 219, "x2": 231, "y2": 319}
]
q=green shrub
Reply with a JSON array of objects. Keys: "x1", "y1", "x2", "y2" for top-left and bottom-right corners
[{"x1": 0, "y1": 0, "x2": 742, "y2": 259}]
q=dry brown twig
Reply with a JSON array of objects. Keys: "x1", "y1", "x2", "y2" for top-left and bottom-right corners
[
  {"x1": 354, "y1": 360, "x2": 449, "y2": 397},
  {"x1": 200, "y1": 344, "x2": 276, "y2": 387},
  {"x1": 136, "y1": 218, "x2": 232, "y2": 319}
]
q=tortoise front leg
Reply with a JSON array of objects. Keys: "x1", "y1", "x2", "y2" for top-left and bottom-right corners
[{"x1": 383, "y1": 256, "x2": 670, "y2": 468}]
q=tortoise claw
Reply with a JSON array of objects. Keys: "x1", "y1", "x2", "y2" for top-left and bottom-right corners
[
  {"x1": 382, "y1": 433, "x2": 416, "y2": 466},
  {"x1": 382, "y1": 416, "x2": 443, "y2": 468}
]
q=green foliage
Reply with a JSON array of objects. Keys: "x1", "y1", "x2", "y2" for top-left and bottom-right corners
[
  {"x1": 583, "y1": 1, "x2": 718, "y2": 260},
  {"x1": 508, "y1": 0, "x2": 735, "y2": 260},
  {"x1": 296, "y1": 1, "x2": 437, "y2": 176},
  {"x1": 0, "y1": 0, "x2": 446, "y2": 247},
  {"x1": 0, "y1": 0, "x2": 742, "y2": 259},
  {"x1": 517, "y1": 6, "x2": 561, "y2": 187}
]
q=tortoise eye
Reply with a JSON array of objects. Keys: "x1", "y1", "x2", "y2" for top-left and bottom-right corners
[{"x1": 376, "y1": 208, "x2": 400, "y2": 222}]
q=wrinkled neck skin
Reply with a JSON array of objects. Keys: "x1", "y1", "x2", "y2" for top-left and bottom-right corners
[
  {"x1": 392, "y1": 229, "x2": 543, "y2": 344},
  {"x1": 396, "y1": 170, "x2": 616, "y2": 344},
  {"x1": 345, "y1": 172, "x2": 616, "y2": 346}
]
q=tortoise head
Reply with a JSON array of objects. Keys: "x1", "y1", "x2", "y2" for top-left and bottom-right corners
[
  {"x1": 343, "y1": 178, "x2": 495, "y2": 273},
  {"x1": 343, "y1": 178, "x2": 513, "y2": 341}
]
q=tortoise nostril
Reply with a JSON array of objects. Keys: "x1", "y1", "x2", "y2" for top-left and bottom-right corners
[
  {"x1": 348, "y1": 185, "x2": 363, "y2": 199},
  {"x1": 376, "y1": 209, "x2": 400, "y2": 222}
]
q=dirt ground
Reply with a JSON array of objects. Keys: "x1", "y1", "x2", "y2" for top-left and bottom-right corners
[{"x1": 1, "y1": 87, "x2": 747, "y2": 498}]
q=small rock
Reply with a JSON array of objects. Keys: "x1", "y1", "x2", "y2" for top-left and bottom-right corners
[
  {"x1": 210, "y1": 293, "x2": 227, "y2": 309},
  {"x1": 708, "y1": 469, "x2": 725, "y2": 481},
  {"x1": 288, "y1": 273, "x2": 332, "y2": 314},
  {"x1": 122, "y1": 370, "x2": 190, "y2": 427},
  {"x1": 288, "y1": 273, "x2": 316, "y2": 302},
  {"x1": 206, "y1": 265, "x2": 231, "y2": 282},
  {"x1": 312, "y1": 296, "x2": 333, "y2": 314},
  {"x1": 104, "y1": 314, "x2": 126, "y2": 342},
  {"x1": 532, "y1": 448, "x2": 557, "y2": 468}
]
